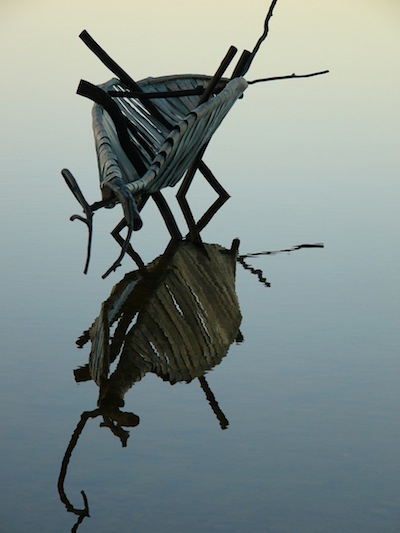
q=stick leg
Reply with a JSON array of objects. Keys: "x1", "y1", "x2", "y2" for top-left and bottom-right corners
[
  {"x1": 152, "y1": 191, "x2": 182, "y2": 240},
  {"x1": 176, "y1": 149, "x2": 205, "y2": 243},
  {"x1": 198, "y1": 376, "x2": 229, "y2": 430},
  {"x1": 108, "y1": 219, "x2": 146, "y2": 270},
  {"x1": 102, "y1": 195, "x2": 150, "y2": 278},
  {"x1": 176, "y1": 149, "x2": 230, "y2": 240},
  {"x1": 193, "y1": 161, "x2": 230, "y2": 234}
]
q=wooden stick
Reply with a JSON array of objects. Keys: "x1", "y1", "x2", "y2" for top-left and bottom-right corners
[
  {"x1": 231, "y1": 50, "x2": 252, "y2": 78},
  {"x1": 79, "y1": 30, "x2": 172, "y2": 128},
  {"x1": 77, "y1": 80, "x2": 147, "y2": 175},
  {"x1": 198, "y1": 46, "x2": 237, "y2": 104},
  {"x1": 108, "y1": 87, "x2": 204, "y2": 99},
  {"x1": 79, "y1": 30, "x2": 142, "y2": 94}
]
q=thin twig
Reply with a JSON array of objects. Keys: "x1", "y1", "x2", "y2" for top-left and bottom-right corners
[
  {"x1": 242, "y1": 0, "x2": 279, "y2": 76},
  {"x1": 248, "y1": 70, "x2": 329, "y2": 85}
]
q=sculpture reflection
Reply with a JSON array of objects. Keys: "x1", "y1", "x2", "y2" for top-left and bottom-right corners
[
  {"x1": 58, "y1": 237, "x2": 242, "y2": 528},
  {"x1": 89, "y1": 238, "x2": 241, "y2": 407}
]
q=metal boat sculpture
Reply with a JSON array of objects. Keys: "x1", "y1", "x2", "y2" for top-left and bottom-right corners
[
  {"x1": 62, "y1": 30, "x2": 248, "y2": 277},
  {"x1": 61, "y1": 1, "x2": 327, "y2": 277}
]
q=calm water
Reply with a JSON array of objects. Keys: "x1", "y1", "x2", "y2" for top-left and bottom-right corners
[{"x1": 1, "y1": 1, "x2": 399, "y2": 532}]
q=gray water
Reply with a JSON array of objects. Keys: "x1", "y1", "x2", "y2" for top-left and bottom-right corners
[{"x1": 1, "y1": 1, "x2": 399, "y2": 532}]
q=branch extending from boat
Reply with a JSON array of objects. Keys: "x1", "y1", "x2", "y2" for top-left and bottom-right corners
[{"x1": 248, "y1": 69, "x2": 329, "y2": 85}]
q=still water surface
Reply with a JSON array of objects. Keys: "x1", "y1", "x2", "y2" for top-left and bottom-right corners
[{"x1": 1, "y1": 1, "x2": 399, "y2": 532}]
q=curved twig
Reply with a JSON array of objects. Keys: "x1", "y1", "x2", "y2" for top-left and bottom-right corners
[
  {"x1": 237, "y1": 256, "x2": 271, "y2": 287},
  {"x1": 61, "y1": 169, "x2": 94, "y2": 274},
  {"x1": 57, "y1": 407, "x2": 134, "y2": 529},
  {"x1": 241, "y1": 0, "x2": 279, "y2": 76},
  {"x1": 57, "y1": 411, "x2": 99, "y2": 519}
]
